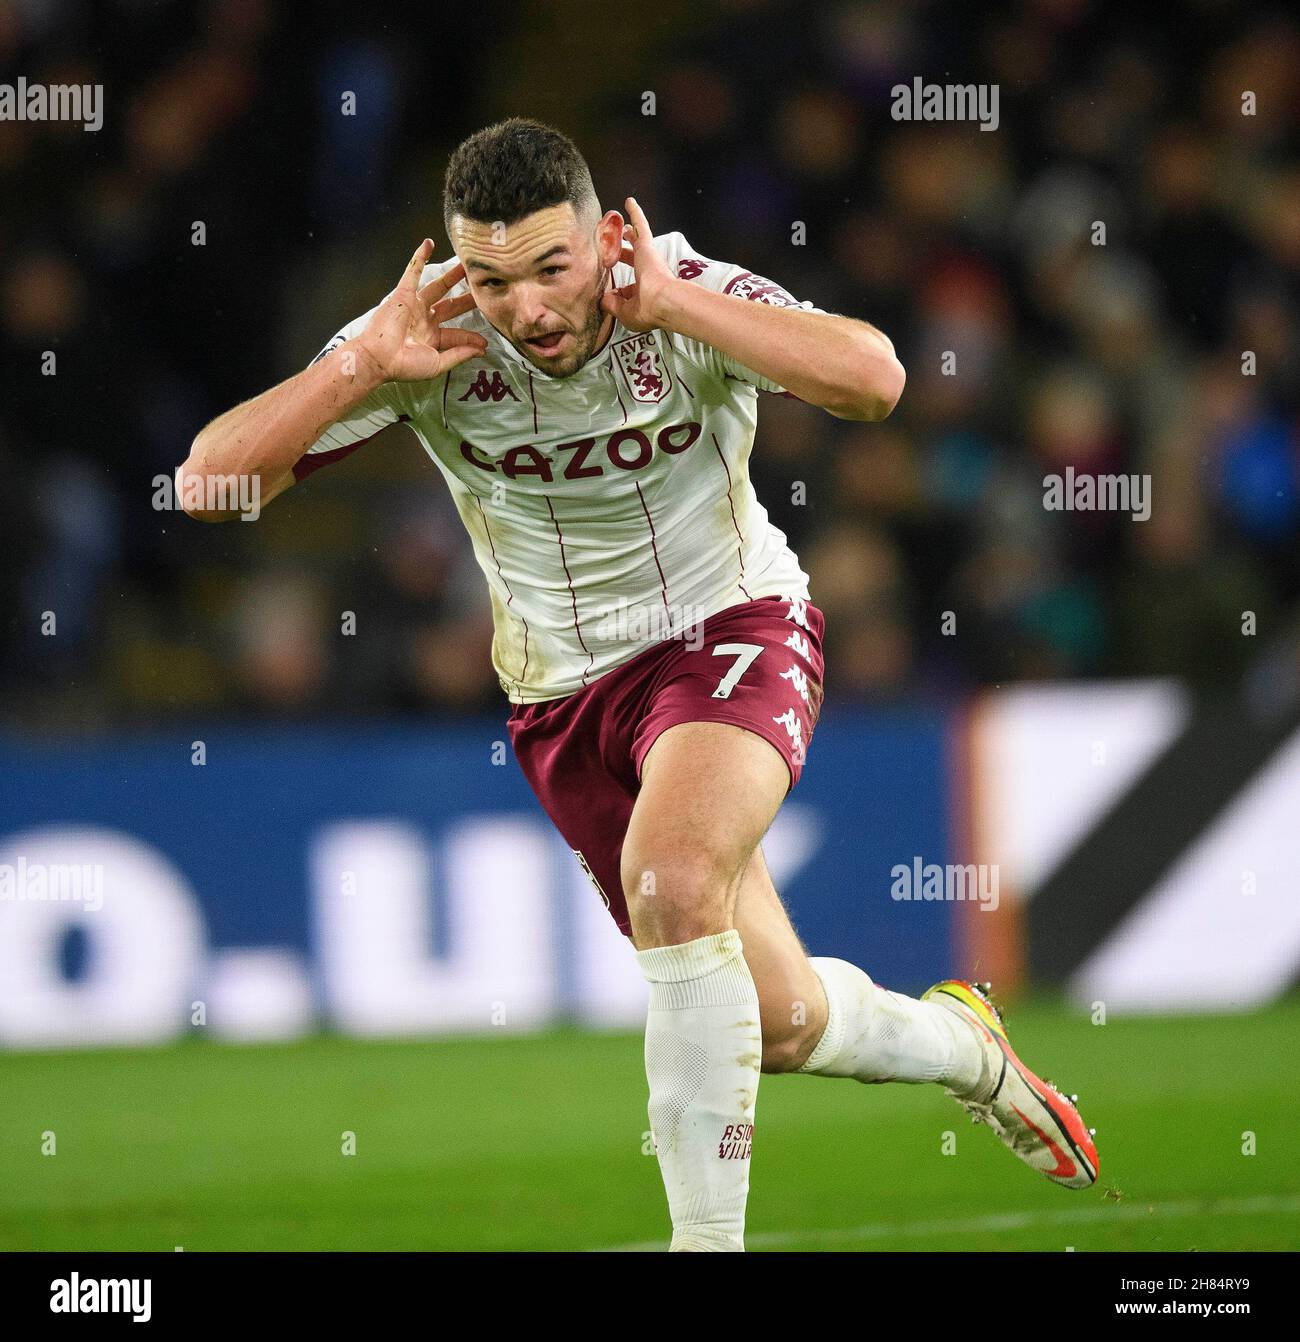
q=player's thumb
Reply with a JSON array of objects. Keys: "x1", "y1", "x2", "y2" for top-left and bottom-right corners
[{"x1": 601, "y1": 283, "x2": 635, "y2": 317}]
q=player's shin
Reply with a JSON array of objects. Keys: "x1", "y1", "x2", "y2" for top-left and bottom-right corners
[
  {"x1": 795, "y1": 956, "x2": 983, "y2": 1091},
  {"x1": 636, "y1": 930, "x2": 762, "y2": 1252}
]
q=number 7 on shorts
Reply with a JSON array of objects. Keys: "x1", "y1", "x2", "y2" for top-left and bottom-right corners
[{"x1": 710, "y1": 642, "x2": 764, "y2": 699}]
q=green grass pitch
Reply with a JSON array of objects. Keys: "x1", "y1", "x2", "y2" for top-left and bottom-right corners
[{"x1": 2, "y1": 996, "x2": 1296, "y2": 1251}]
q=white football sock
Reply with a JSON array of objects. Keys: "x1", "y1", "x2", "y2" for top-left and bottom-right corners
[
  {"x1": 796, "y1": 956, "x2": 983, "y2": 1092},
  {"x1": 636, "y1": 929, "x2": 762, "y2": 1252}
]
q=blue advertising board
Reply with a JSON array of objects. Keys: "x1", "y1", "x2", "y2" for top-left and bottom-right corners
[{"x1": 0, "y1": 710, "x2": 956, "y2": 1049}]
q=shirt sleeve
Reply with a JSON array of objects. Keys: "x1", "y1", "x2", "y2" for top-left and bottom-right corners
[
  {"x1": 295, "y1": 258, "x2": 465, "y2": 482},
  {"x1": 655, "y1": 231, "x2": 828, "y2": 395},
  {"x1": 293, "y1": 306, "x2": 409, "y2": 481}
]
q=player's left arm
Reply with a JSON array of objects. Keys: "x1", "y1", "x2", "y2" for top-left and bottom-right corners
[{"x1": 601, "y1": 197, "x2": 905, "y2": 422}]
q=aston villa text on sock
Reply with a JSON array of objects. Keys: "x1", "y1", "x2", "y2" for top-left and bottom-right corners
[{"x1": 718, "y1": 1123, "x2": 753, "y2": 1160}]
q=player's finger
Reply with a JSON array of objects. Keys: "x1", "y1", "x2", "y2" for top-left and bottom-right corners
[
  {"x1": 418, "y1": 260, "x2": 468, "y2": 304},
  {"x1": 600, "y1": 282, "x2": 637, "y2": 314},
  {"x1": 618, "y1": 241, "x2": 635, "y2": 265},
  {"x1": 625, "y1": 196, "x2": 653, "y2": 241},
  {"x1": 429, "y1": 291, "x2": 478, "y2": 324},
  {"x1": 435, "y1": 326, "x2": 488, "y2": 351},
  {"x1": 439, "y1": 342, "x2": 487, "y2": 371},
  {"x1": 400, "y1": 238, "x2": 434, "y2": 291}
]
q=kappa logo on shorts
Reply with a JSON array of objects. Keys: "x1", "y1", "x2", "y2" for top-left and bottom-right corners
[
  {"x1": 773, "y1": 706, "x2": 806, "y2": 766},
  {"x1": 780, "y1": 663, "x2": 811, "y2": 703},
  {"x1": 783, "y1": 596, "x2": 811, "y2": 630},
  {"x1": 785, "y1": 629, "x2": 811, "y2": 660}
]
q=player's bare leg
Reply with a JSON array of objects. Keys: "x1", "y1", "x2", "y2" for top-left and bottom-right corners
[
  {"x1": 731, "y1": 851, "x2": 984, "y2": 1086},
  {"x1": 622, "y1": 719, "x2": 1098, "y2": 1253},
  {"x1": 622, "y1": 720, "x2": 786, "y2": 1251},
  {"x1": 623, "y1": 720, "x2": 990, "y2": 1250},
  {"x1": 729, "y1": 846, "x2": 828, "y2": 1071},
  {"x1": 732, "y1": 839, "x2": 1100, "y2": 1190}
]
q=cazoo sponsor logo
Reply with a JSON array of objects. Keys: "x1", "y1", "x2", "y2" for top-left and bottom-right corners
[{"x1": 459, "y1": 421, "x2": 702, "y2": 481}]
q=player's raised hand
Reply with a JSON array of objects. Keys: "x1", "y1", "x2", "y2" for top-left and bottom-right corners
[
  {"x1": 601, "y1": 197, "x2": 676, "y2": 333},
  {"x1": 356, "y1": 239, "x2": 487, "y2": 382}
]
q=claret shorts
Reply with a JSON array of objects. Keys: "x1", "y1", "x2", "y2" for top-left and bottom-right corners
[{"x1": 508, "y1": 595, "x2": 825, "y2": 934}]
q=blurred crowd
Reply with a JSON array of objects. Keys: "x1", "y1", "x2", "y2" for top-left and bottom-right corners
[{"x1": 2, "y1": 0, "x2": 1298, "y2": 728}]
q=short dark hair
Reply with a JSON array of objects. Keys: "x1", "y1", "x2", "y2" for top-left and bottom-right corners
[{"x1": 442, "y1": 118, "x2": 598, "y2": 239}]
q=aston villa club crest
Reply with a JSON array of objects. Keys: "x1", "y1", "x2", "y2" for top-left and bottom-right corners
[{"x1": 613, "y1": 334, "x2": 673, "y2": 404}]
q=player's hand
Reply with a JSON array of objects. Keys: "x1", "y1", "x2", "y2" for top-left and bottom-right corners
[
  {"x1": 355, "y1": 240, "x2": 487, "y2": 383},
  {"x1": 601, "y1": 197, "x2": 678, "y2": 334}
]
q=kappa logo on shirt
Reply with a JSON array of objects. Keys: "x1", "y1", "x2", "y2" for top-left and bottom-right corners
[
  {"x1": 614, "y1": 333, "x2": 674, "y2": 404},
  {"x1": 723, "y1": 272, "x2": 801, "y2": 307},
  {"x1": 459, "y1": 369, "x2": 521, "y2": 403}
]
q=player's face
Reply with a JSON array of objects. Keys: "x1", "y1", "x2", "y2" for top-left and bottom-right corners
[{"x1": 452, "y1": 203, "x2": 622, "y2": 378}]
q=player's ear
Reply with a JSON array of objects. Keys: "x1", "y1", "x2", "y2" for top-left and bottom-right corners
[{"x1": 595, "y1": 209, "x2": 624, "y2": 269}]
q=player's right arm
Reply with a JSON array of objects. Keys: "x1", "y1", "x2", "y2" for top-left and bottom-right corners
[{"x1": 177, "y1": 240, "x2": 485, "y2": 522}]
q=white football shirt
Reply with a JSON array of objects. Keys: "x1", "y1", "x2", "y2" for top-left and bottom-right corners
[{"x1": 299, "y1": 231, "x2": 819, "y2": 703}]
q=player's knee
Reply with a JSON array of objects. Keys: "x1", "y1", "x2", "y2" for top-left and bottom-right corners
[
  {"x1": 622, "y1": 847, "x2": 737, "y2": 946},
  {"x1": 760, "y1": 1023, "x2": 820, "y2": 1074},
  {"x1": 757, "y1": 980, "x2": 827, "y2": 1073}
]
